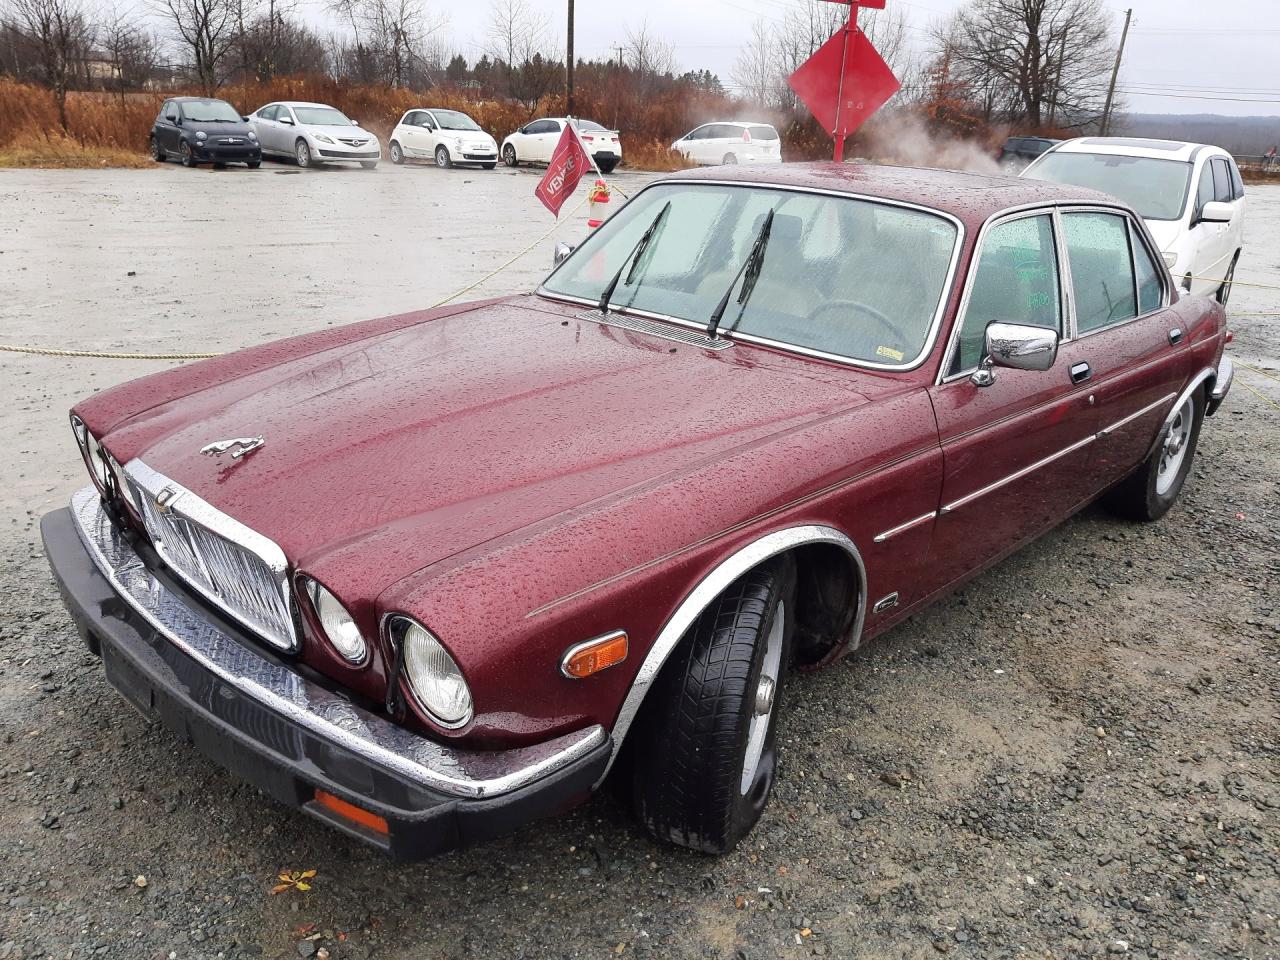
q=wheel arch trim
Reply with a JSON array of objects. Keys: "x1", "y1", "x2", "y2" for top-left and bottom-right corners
[
  {"x1": 597, "y1": 524, "x2": 866, "y2": 784},
  {"x1": 1145, "y1": 365, "x2": 1215, "y2": 459}
]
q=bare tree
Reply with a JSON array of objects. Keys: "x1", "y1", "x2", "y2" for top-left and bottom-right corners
[
  {"x1": 237, "y1": 8, "x2": 325, "y2": 80},
  {"x1": 937, "y1": 0, "x2": 1115, "y2": 128},
  {"x1": 485, "y1": 0, "x2": 558, "y2": 110},
  {"x1": 330, "y1": 0, "x2": 442, "y2": 87},
  {"x1": 100, "y1": 5, "x2": 161, "y2": 98},
  {"x1": 155, "y1": 0, "x2": 243, "y2": 90},
  {"x1": 6, "y1": 0, "x2": 93, "y2": 130},
  {"x1": 622, "y1": 20, "x2": 673, "y2": 97}
]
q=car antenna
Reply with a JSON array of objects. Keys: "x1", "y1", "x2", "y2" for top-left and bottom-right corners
[
  {"x1": 598, "y1": 201, "x2": 672, "y2": 316},
  {"x1": 707, "y1": 208, "x2": 775, "y2": 340}
]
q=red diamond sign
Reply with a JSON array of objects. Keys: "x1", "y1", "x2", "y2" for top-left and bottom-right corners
[{"x1": 788, "y1": 25, "x2": 900, "y2": 140}]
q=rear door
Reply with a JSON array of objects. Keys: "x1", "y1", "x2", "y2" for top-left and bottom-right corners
[
  {"x1": 927, "y1": 209, "x2": 1100, "y2": 588},
  {"x1": 1059, "y1": 208, "x2": 1190, "y2": 485}
]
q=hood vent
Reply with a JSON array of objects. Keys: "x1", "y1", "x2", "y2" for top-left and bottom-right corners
[{"x1": 577, "y1": 310, "x2": 734, "y2": 351}]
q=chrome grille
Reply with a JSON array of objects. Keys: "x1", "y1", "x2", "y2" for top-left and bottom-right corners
[
  {"x1": 124, "y1": 461, "x2": 298, "y2": 652},
  {"x1": 578, "y1": 310, "x2": 734, "y2": 350}
]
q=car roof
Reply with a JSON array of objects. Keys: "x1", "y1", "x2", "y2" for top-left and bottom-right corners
[
  {"x1": 172, "y1": 96, "x2": 230, "y2": 103},
  {"x1": 276, "y1": 101, "x2": 334, "y2": 108},
  {"x1": 1050, "y1": 137, "x2": 1220, "y2": 162},
  {"x1": 696, "y1": 121, "x2": 778, "y2": 127},
  {"x1": 661, "y1": 162, "x2": 1119, "y2": 222}
]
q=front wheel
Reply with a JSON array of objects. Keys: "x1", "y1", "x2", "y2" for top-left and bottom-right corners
[
  {"x1": 179, "y1": 142, "x2": 197, "y2": 167},
  {"x1": 481, "y1": 162, "x2": 497, "y2": 170},
  {"x1": 247, "y1": 161, "x2": 261, "y2": 169},
  {"x1": 631, "y1": 555, "x2": 796, "y2": 854},
  {"x1": 295, "y1": 139, "x2": 312, "y2": 168},
  {"x1": 502, "y1": 144, "x2": 518, "y2": 167},
  {"x1": 1218, "y1": 252, "x2": 1240, "y2": 306},
  {"x1": 360, "y1": 161, "x2": 377, "y2": 170},
  {"x1": 389, "y1": 141, "x2": 404, "y2": 165},
  {"x1": 435, "y1": 145, "x2": 452, "y2": 169},
  {"x1": 1104, "y1": 389, "x2": 1204, "y2": 522}
]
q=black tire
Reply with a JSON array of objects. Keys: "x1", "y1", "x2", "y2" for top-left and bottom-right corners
[
  {"x1": 294, "y1": 139, "x2": 312, "y2": 168},
  {"x1": 360, "y1": 160, "x2": 377, "y2": 170},
  {"x1": 247, "y1": 161, "x2": 261, "y2": 169},
  {"x1": 723, "y1": 152, "x2": 738, "y2": 165},
  {"x1": 149, "y1": 136, "x2": 165, "y2": 162},
  {"x1": 481, "y1": 162, "x2": 497, "y2": 170},
  {"x1": 179, "y1": 141, "x2": 197, "y2": 167},
  {"x1": 434, "y1": 145, "x2": 452, "y2": 169},
  {"x1": 389, "y1": 141, "x2": 404, "y2": 165},
  {"x1": 1217, "y1": 252, "x2": 1240, "y2": 306},
  {"x1": 631, "y1": 555, "x2": 796, "y2": 854},
  {"x1": 597, "y1": 159, "x2": 618, "y2": 174},
  {"x1": 502, "y1": 143, "x2": 518, "y2": 167},
  {"x1": 1105, "y1": 388, "x2": 1205, "y2": 522}
]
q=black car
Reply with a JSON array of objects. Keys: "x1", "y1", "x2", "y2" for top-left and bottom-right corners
[
  {"x1": 997, "y1": 136, "x2": 1059, "y2": 169},
  {"x1": 150, "y1": 97, "x2": 262, "y2": 169}
]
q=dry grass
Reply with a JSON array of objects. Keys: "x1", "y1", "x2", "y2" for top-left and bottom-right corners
[
  {"x1": 0, "y1": 133, "x2": 151, "y2": 168},
  {"x1": 622, "y1": 139, "x2": 697, "y2": 172}
]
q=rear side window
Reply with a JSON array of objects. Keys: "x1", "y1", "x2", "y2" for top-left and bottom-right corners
[
  {"x1": 748, "y1": 125, "x2": 779, "y2": 141},
  {"x1": 1211, "y1": 158, "x2": 1232, "y2": 203},
  {"x1": 1063, "y1": 212, "x2": 1137, "y2": 333},
  {"x1": 949, "y1": 214, "x2": 1061, "y2": 376},
  {"x1": 1130, "y1": 221, "x2": 1163, "y2": 315}
]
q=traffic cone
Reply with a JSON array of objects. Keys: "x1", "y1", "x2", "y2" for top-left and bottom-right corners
[{"x1": 587, "y1": 179, "x2": 611, "y2": 229}]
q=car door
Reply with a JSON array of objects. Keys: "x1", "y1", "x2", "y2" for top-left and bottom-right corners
[
  {"x1": 1210, "y1": 156, "x2": 1243, "y2": 276},
  {"x1": 1186, "y1": 160, "x2": 1227, "y2": 294},
  {"x1": 419, "y1": 111, "x2": 443, "y2": 157},
  {"x1": 530, "y1": 120, "x2": 561, "y2": 161},
  {"x1": 253, "y1": 104, "x2": 279, "y2": 153},
  {"x1": 675, "y1": 125, "x2": 705, "y2": 163},
  {"x1": 926, "y1": 209, "x2": 1101, "y2": 588},
  {"x1": 157, "y1": 100, "x2": 180, "y2": 154},
  {"x1": 1060, "y1": 208, "x2": 1191, "y2": 485},
  {"x1": 400, "y1": 110, "x2": 426, "y2": 157}
]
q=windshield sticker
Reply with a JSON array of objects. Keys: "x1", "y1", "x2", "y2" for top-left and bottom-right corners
[{"x1": 876, "y1": 345, "x2": 905, "y2": 362}]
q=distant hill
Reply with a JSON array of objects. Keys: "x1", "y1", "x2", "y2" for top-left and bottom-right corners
[{"x1": 1117, "y1": 114, "x2": 1280, "y2": 157}]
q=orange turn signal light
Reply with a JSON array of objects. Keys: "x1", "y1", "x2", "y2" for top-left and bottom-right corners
[
  {"x1": 561, "y1": 631, "x2": 629, "y2": 679},
  {"x1": 314, "y1": 789, "x2": 389, "y2": 836}
]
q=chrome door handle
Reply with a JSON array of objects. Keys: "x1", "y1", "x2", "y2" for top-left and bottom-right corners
[
  {"x1": 1168, "y1": 328, "x2": 1184, "y2": 345},
  {"x1": 1070, "y1": 361, "x2": 1092, "y2": 384}
]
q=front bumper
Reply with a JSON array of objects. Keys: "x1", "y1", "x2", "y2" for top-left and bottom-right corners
[
  {"x1": 193, "y1": 142, "x2": 261, "y2": 162},
  {"x1": 317, "y1": 148, "x2": 381, "y2": 160},
  {"x1": 1208, "y1": 356, "x2": 1234, "y2": 416},
  {"x1": 42, "y1": 488, "x2": 610, "y2": 860}
]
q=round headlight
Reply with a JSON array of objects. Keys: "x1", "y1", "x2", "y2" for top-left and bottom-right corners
[
  {"x1": 302, "y1": 578, "x2": 367, "y2": 663},
  {"x1": 396, "y1": 617, "x2": 472, "y2": 727},
  {"x1": 71, "y1": 415, "x2": 111, "y2": 490},
  {"x1": 247, "y1": 131, "x2": 257, "y2": 141}
]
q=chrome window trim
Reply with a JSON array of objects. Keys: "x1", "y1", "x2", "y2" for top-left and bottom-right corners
[
  {"x1": 1057, "y1": 205, "x2": 1170, "y2": 340},
  {"x1": 937, "y1": 204, "x2": 1069, "y2": 384},
  {"x1": 599, "y1": 524, "x2": 866, "y2": 784},
  {"x1": 538, "y1": 179, "x2": 966, "y2": 374},
  {"x1": 123, "y1": 459, "x2": 300, "y2": 653},
  {"x1": 68, "y1": 487, "x2": 607, "y2": 799}
]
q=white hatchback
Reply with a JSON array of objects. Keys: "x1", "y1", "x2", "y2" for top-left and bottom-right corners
[
  {"x1": 672, "y1": 122, "x2": 782, "y2": 166},
  {"x1": 389, "y1": 108, "x2": 498, "y2": 169},
  {"x1": 1023, "y1": 137, "x2": 1245, "y2": 302}
]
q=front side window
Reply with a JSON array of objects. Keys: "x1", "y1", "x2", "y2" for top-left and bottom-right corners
[
  {"x1": 1026, "y1": 153, "x2": 1193, "y2": 221},
  {"x1": 1195, "y1": 164, "x2": 1215, "y2": 219},
  {"x1": 948, "y1": 214, "x2": 1061, "y2": 377},
  {"x1": 1063, "y1": 212, "x2": 1137, "y2": 333},
  {"x1": 293, "y1": 106, "x2": 351, "y2": 126},
  {"x1": 543, "y1": 183, "x2": 959, "y2": 368},
  {"x1": 685, "y1": 126, "x2": 709, "y2": 141}
]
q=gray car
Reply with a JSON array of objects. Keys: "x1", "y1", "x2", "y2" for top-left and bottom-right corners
[{"x1": 249, "y1": 101, "x2": 381, "y2": 169}]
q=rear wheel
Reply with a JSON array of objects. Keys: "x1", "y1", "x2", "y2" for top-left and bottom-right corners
[
  {"x1": 435, "y1": 145, "x2": 452, "y2": 169},
  {"x1": 295, "y1": 139, "x2": 312, "y2": 168},
  {"x1": 389, "y1": 141, "x2": 404, "y2": 165},
  {"x1": 1105, "y1": 389, "x2": 1204, "y2": 522},
  {"x1": 1217, "y1": 252, "x2": 1240, "y2": 306},
  {"x1": 631, "y1": 555, "x2": 796, "y2": 854},
  {"x1": 150, "y1": 136, "x2": 165, "y2": 162},
  {"x1": 723, "y1": 152, "x2": 738, "y2": 165},
  {"x1": 598, "y1": 158, "x2": 618, "y2": 174},
  {"x1": 502, "y1": 144, "x2": 518, "y2": 167}
]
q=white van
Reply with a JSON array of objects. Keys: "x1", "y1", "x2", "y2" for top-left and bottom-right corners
[
  {"x1": 1023, "y1": 137, "x2": 1245, "y2": 302},
  {"x1": 672, "y1": 122, "x2": 782, "y2": 166}
]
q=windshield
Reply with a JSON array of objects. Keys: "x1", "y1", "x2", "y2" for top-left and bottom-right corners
[
  {"x1": 1025, "y1": 152, "x2": 1193, "y2": 221},
  {"x1": 294, "y1": 106, "x2": 353, "y2": 127},
  {"x1": 182, "y1": 100, "x2": 241, "y2": 123},
  {"x1": 542, "y1": 183, "x2": 959, "y2": 368},
  {"x1": 432, "y1": 109, "x2": 481, "y2": 131},
  {"x1": 572, "y1": 119, "x2": 608, "y2": 132}
]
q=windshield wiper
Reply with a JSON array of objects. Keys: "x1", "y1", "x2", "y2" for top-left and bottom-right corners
[
  {"x1": 707, "y1": 208, "x2": 775, "y2": 340},
  {"x1": 598, "y1": 201, "x2": 672, "y2": 316}
]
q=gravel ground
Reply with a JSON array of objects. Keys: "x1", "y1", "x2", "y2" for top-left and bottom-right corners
[{"x1": 1, "y1": 164, "x2": 1277, "y2": 960}]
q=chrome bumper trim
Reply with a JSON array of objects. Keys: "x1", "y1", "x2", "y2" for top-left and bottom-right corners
[
  {"x1": 1208, "y1": 357, "x2": 1233, "y2": 414},
  {"x1": 69, "y1": 487, "x2": 606, "y2": 799}
]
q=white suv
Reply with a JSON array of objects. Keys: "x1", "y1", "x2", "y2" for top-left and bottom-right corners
[
  {"x1": 672, "y1": 122, "x2": 782, "y2": 166},
  {"x1": 1023, "y1": 137, "x2": 1245, "y2": 302}
]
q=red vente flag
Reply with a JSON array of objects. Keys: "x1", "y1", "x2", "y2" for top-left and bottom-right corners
[{"x1": 535, "y1": 124, "x2": 594, "y2": 217}]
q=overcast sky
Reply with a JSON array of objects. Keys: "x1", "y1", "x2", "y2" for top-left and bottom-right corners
[{"x1": 300, "y1": 0, "x2": 1280, "y2": 118}]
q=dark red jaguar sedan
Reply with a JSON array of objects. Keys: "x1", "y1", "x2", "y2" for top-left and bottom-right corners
[{"x1": 43, "y1": 163, "x2": 1233, "y2": 859}]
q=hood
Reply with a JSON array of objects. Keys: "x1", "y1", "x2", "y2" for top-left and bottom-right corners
[
  {"x1": 102, "y1": 296, "x2": 886, "y2": 593},
  {"x1": 307, "y1": 124, "x2": 377, "y2": 141},
  {"x1": 185, "y1": 120, "x2": 254, "y2": 138},
  {"x1": 1142, "y1": 218, "x2": 1183, "y2": 254}
]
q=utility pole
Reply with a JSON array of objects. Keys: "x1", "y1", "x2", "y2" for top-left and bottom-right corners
[
  {"x1": 566, "y1": 0, "x2": 575, "y2": 115},
  {"x1": 1101, "y1": 7, "x2": 1132, "y2": 136}
]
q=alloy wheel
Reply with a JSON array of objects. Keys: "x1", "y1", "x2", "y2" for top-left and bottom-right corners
[
  {"x1": 1155, "y1": 397, "x2": 1194, "y2": 496},
  {"x1": 295, "y1": 141, "x2": 311, "y2": 168},
  {"x1": 740, "y1": 599, "x2": 785, "y2": 795}
]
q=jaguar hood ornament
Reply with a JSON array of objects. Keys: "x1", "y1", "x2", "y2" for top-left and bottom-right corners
[{"x1": 200, "y1": 436, "x2": 265, "y2": 460}]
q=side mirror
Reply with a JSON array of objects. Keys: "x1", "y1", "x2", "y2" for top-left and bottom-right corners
[
  {"x1": 1199, "y1": 200, "x2": 1233, "y2": 224},
  {"x1": 279, "y1": 116, "x2": 294, "y2": 126},
  {"x1": 971, "y1": 322, "x2": 1059, "y2": 387},
  {"x1": 173, "y1": 116, "x2": 182, "y2": 125},
  {"x1": 553, "y1": 241, "x2": 575, "y2": 267},
  {"x1": 241, "y1": 115, "x2": 250, "y2": 122},
  {"x1": 350, "y1": 119, "x2": 360, "y2": 126}
]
